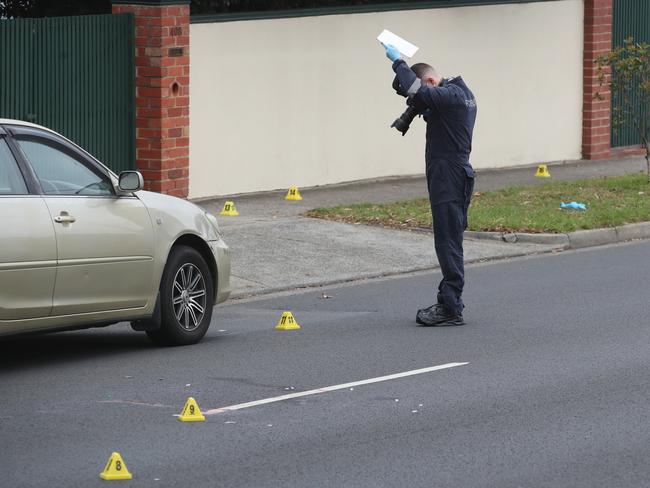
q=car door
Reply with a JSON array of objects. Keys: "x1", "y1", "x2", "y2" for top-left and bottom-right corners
[
  {"x1": 10, "y1": 126, "x2": 156, "y2": 316},
  {"x1": 0, "y1": 127, "x2": 57, "y2": 321}
]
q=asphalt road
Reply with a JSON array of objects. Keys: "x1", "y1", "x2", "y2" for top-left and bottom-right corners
[{"x1": 2, "y1": 241, "x2": 650, "y2": 487}]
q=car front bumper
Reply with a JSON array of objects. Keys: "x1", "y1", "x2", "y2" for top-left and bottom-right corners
[{"x1": 209, "y1": 238, "x2": 231, "y2": 304}]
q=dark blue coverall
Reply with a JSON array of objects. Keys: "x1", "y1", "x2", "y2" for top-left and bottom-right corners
[{"x1": 392, "y1": 59, "x2": 477, "y2": 315}]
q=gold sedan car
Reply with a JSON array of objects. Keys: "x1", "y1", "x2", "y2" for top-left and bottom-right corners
[{"x1": 0, "y1": 119, "x2": 231, "y2": 345}]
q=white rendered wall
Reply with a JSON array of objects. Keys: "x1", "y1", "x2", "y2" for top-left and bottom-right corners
[{"x1": 189, "y1": 0, "x2": 583, "y2": 198}]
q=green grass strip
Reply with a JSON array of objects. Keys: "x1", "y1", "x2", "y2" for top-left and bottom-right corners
[{"x1": 306, "y1": 173, "x2": 650, "y2": 234}]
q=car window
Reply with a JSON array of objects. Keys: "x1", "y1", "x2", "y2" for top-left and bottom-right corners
[
  {"x1": 0, "y1": 138, "x2": 28, "y2": 195},
  {"x1": 17, "y1": 138, "x2": 113, "y2": 196}
]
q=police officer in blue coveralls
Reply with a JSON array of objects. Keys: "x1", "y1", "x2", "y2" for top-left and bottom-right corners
[{"x1": 384, "y1": 44, "x2": 477, "y2": 326}]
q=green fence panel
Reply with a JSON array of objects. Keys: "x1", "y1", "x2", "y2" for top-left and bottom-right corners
[
  {"x1": 0, "y1": 14, "x2": 135, "y2": 173},
  {"x1": 0, "y1": 18, "x2": 35, "y2": 128},
  {"x1": 612, "y1": 0, "x2": 650, "y2": 148}
]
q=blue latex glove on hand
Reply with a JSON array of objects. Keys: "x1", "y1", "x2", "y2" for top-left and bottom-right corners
[
  {"x1": 560, "y1": 201, "x2": 587, "y2": 210},
  {"x1": 384, "y1": 44, "x2": 401, "y2": 62}
]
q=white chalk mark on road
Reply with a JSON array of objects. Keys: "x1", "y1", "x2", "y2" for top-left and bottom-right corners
[
  {"x1": 99, "y1": 400, "x2": 172, "y2": 409},
  {"x1": 203, "y1": 362, "x2": 468, "y2": 416}
]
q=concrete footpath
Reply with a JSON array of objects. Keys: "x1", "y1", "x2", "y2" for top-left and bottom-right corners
[{"x1": 196, "y1": 156, "x2": 647, "y2": 298}]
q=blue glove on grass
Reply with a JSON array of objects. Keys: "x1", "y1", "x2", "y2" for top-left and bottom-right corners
[{"x1": 560, "y1": 201, "x2": 587, "y2": 210}]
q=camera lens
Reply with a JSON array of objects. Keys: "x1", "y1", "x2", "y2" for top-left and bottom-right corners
[
  {"x1": 391, "y1": 106, "x2": 419, "y2": 136},
  {"x1": 391, "y1": 118, "x2": 410, "y2": 135}
]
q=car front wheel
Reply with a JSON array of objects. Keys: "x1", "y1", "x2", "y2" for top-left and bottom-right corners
[{"x1": 147, "y1": 245, "x2": 214, "y2": 346}]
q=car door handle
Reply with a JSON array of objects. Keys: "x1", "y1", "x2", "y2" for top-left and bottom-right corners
[{"x1": 54, "y1": 212, "x2": 76, "y2": 224}]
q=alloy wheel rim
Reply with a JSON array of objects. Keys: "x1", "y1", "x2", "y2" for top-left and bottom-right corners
[{"x1": 172, "y1": 263, "x2": 207, "y2": 332}]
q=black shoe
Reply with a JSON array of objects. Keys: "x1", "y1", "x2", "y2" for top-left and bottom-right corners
[{"x1": 416, "y1": 303, "x2": 465, "y2": 326}]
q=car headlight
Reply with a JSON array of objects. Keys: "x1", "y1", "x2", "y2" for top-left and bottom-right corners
[{"x1": 204, "y1": 212, "x2": 222, "y2": 239}]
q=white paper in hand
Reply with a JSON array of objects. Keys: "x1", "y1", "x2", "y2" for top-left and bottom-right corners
[{"x1": 377, "y1": 29, "x2": 419, "y2": 58}]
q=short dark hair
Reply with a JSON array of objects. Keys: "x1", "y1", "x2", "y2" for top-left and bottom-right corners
[{"x1": 411, "y1": 63, "x2": 436, "y2": 79}]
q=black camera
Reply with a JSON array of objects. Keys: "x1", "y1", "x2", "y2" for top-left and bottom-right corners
[
  {"x1": 391, "y1": 105, "x2": 419, "y2": 136},
  {"x1": 391, "y1": 74, "x2": 419, "y2": 136}
]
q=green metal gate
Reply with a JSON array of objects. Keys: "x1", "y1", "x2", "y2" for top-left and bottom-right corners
[
  {"x1": 0, "y1": 14, "x2": 135, "y2": 172},
  {"x1": 612, "y1": 0, "x2": 650, "y2": 148}
]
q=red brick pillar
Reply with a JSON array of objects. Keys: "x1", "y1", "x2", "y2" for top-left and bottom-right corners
[
  {"x1": 582, "y1": 0, "x2": 612, "y2": 160},
  {"x1": 112, "y1": 0, "x2": 190, "y2": 197}
]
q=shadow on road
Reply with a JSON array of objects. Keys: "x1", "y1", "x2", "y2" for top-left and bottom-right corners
[
  {"x1": 0, "y1": 326, "x2": 225, "y2": 375},
  {"x1": 0, "y1": 328, "x2": 154, "y2": 373}
]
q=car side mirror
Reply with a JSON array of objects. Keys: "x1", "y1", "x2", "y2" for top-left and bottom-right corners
[{"x1": 118, "y1": 171, "x2": 144, "y2": 192}]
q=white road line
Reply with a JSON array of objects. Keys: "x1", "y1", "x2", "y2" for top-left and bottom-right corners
[{"x1": 203, "y1": 362, "x2": 468, "y2": 416}]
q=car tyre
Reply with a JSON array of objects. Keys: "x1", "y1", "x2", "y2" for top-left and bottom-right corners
[{"x1": 147, "y1": 245, "x2": 214, "y2": 346}]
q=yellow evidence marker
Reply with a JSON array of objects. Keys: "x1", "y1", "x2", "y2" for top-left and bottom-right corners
[
  {"x1": 220, "y1": 201, "x2": 239, "y2": 216},
  {"x1": 275, "y1": 311, "x2": 301, "y2": 331},
  {"x1": 285, "y1": 186, "x2": 303, "y2": 201},
  {"x1": 535, "y1": 164, "x2": 551, "y2": 178},
  {"x1": 178, "y1": 397, "x2": 206, "y2": 422},
  {"x1": 99, "y1": 452, "x2": 132, "y2": 481}
]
